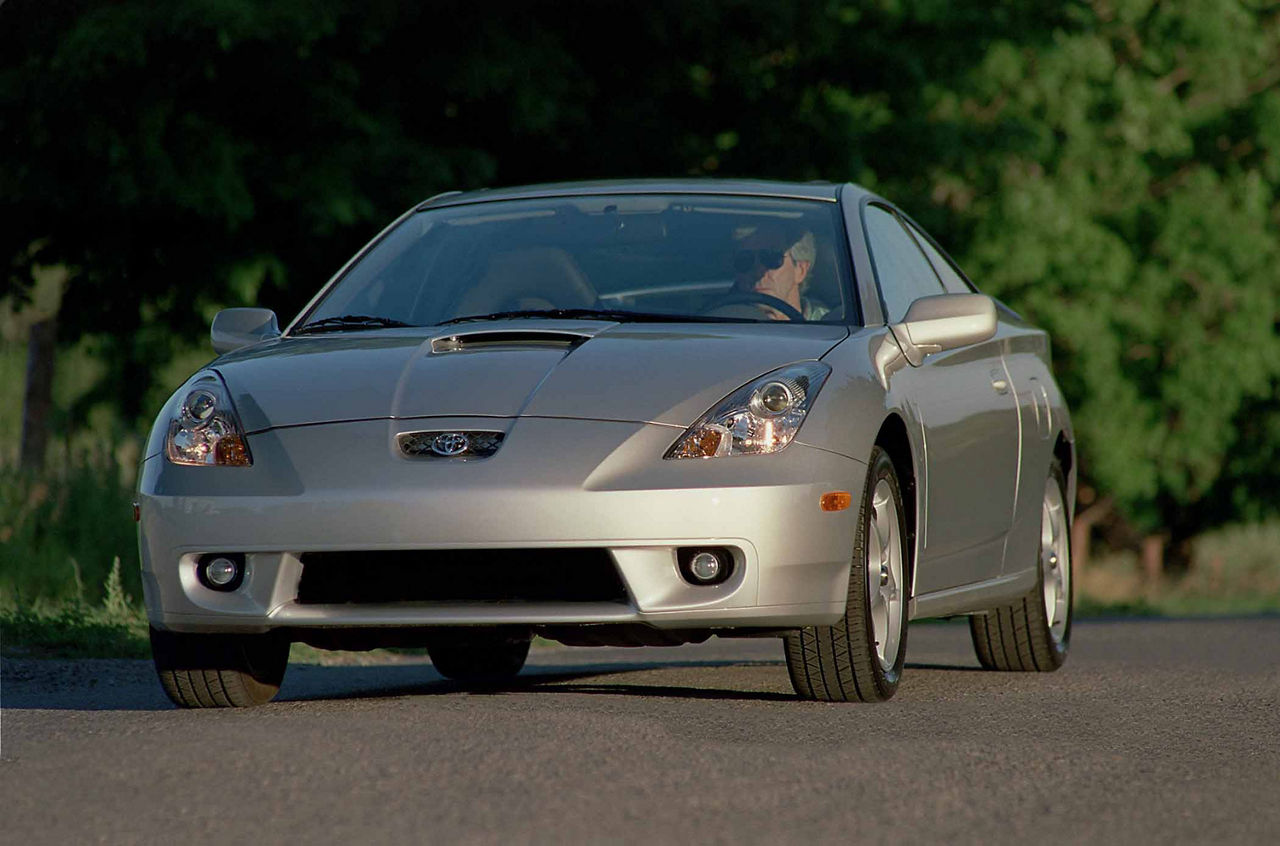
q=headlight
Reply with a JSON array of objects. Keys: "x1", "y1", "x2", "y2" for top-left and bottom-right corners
[
  {"x1": 665, "y1": 361, "x2": 831, "y2": 459},
  {"x1": 165, "y1": 372, "x2": 252, "y2": 466}
]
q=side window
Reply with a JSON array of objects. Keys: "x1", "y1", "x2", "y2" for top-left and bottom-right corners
[
  {"x1": 906, "y1": 221, "x2": 974, "y2": 295},
  {"x1": 862, "y1": 205, "x2": 946, "y2": 322}
]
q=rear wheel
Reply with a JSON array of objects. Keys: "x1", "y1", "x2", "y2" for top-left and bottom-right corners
[
  {"x1": 785, "y1": 445, "x2": 910, "y2": 702},
  {"x1": 427, "y1": 631, "x2": 531, "y2": 682},
  {"x1": 969, "y1": 459, "x2": 1072, "y2": 671},
  {"x1": 151, "y1": 626, "x2": 290, "y2": 708}
]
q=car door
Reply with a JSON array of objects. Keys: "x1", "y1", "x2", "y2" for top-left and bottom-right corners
[
  {"x1": 904, "y1": 217, "x2": 1047, "y2": 578},
  {"x1": 862, "y1": 204, "x2": 1021, "y2": 593}
]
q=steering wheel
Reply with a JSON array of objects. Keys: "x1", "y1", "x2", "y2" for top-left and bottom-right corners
[{"x1": 703, "y1": 292, "x2": 806, "y2": 322}]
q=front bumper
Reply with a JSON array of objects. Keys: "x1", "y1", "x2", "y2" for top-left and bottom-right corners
[{"x1": 138, "y1": 417, "x2": 865, "y2": 635}]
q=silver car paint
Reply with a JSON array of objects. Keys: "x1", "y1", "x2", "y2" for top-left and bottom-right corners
[
  {"x1": 419, "y1": 179, "x2": 843, "y2": 211},
  {"x1": 139, "y1": 179, "x2": 1075, "y2": 639},
  {"x1": 1002, "y1": 318, "x2": 1076, "y2": 566},
  {"x1": 139, "y1": 416, "x2": 864, "y2": 633},
  {"x1": 813, "y1": 320, "x2": 1070, "y2": 620},
  {"x1": 198, "y1": 322, "x2": 848, "y2": 435},
  {"x1": 210, "y1": 308, "x2": 281, "y2": 355},
  {"x1": 901, "y1": 327, "x2": 1021, "y2": 593}
]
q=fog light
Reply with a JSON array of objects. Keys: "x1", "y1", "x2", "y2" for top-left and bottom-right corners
[
  {"x1": 197, "y1": 554, "x2": 245, "y2": 592},
  {"x1": 690, "y1": 552, "x2": 721, "y2": 581},
  {"x1": 677, "y1": 547, "x2": 734, "y2": 586},
  {"x1": 206, "y1": 558, "x2": 238, "y2": 585}
]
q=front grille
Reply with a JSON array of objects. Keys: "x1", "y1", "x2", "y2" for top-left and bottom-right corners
[
  {"x1": 296, "y1": 548, "x2": 628, "y2": 605},
  {"x1": 397, "y1": 430, "x2": 505, "y2": 459}
]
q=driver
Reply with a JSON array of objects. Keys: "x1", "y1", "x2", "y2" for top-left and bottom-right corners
[{"x1": 731, "y1": 222, "x2": 829, "y2": 320}]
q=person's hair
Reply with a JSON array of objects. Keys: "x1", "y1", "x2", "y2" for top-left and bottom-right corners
[
  {"x1": 789, "y1": 230, "x2": 815, "y2": 265},
  {"x1": 734, "y1": 222, "x2": 815, "y2": 266}
]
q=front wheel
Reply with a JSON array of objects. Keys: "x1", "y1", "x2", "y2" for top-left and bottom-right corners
[
  {"x1": 784, "y1": 445, "x2": 910, "y2": 702},
  {"x1": 150, "y1": 627, "x2": 290, "y2": 708},
  {"x1": 969, "y1": 458, "x2": 1072, "y2": 671}
]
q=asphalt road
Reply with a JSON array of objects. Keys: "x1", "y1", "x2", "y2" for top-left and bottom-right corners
[{"x1": 3, "y1": 618, "x2": 1278, "y2": 845}]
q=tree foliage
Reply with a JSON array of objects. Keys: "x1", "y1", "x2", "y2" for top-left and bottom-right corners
[
  {"x1": 2, "y1": 0, "x2": 1278, "y2": 546},
  {"x1": 923, "y1": 1, "x2": 1280, "y2": 546}
]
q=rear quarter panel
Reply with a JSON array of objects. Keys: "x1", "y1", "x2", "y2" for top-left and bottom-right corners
[{"x1": 998, "y1": 310, "x2": 1076, "y2": 576}]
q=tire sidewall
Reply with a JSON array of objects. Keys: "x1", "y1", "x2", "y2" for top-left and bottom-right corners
[
  {"x1": 860, "y1": 446, "x2": 911, "y2": 693},
  {"x1": 1036, "y1": 460, "x2": 1072, "y2": 663}
]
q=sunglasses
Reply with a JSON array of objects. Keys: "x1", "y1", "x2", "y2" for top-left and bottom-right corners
[{"x1": 733, "y1": 248, "x2": 789, "y2": 273}]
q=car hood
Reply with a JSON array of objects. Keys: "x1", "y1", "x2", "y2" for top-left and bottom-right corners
[{"x1": 213, "y1": 320, "x2": 849, "y2": 432}]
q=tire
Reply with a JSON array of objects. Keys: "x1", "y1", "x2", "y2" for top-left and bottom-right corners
[
  {"x1": 969, "y1": 458, "x2": 1072, "y2": 671},
  {"x1": 427, "y1": 631, "x2": 531, "y2": 683},
  {"x1": 784, "y1": 445, "x2": 911, "y2": 702},
  {"x1": 150, "y1": 626, "x2": 290, "y2": 708}
]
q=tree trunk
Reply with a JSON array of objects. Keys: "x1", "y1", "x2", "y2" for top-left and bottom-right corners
[
  {"x1": 1141, "y1": 534, "x2": 1165, "y2": 585},
  {"x1": 1070, "y1": 495, "x2": 1113, "y2": 574},
  {"x1": 20, "y1": 317, "x2": 57, "y2": 471}
]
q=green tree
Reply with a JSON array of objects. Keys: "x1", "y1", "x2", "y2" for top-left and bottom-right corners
[
  {"x1": 1, "y1": 0, "x2": 571, "y2": 425},
  {"x1": 907, "y1": 0, "x2": 1280, "y2": 563},
  {"x1": 3, "y1": 0, "x2": 1277, "y2": 565}
]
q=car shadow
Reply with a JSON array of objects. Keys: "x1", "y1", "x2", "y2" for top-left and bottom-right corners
[
  {"x1": 4, "y1": 655, "x2": 991, "y2": 712},
  {"x1": 281, "y1": 659, "x2": 795, "y2": 704},
  {"x1": 904, "y1": 662, "x2": 987, "y2": 673},
  {"x1": 283, "y1": 658, "x2": 990, "y2": 705},
  {"x1": 3, "y1": 657, "x2": 792, "y2": 711}
]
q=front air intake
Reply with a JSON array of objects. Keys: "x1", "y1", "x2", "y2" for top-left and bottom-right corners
[
  {"x1": 431, "y1": 331, "x2": 590, "y2": 353},
  {"x1": 296, "y1": 548, "x2": 628, "y2": 604}
]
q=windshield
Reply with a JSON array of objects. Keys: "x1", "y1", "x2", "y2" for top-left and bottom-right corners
[{"x1": 297, "y1": 194, "x2": 856, "y2": 328}]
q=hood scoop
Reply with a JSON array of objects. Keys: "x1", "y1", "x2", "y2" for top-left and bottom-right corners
[{"x1": 431, "y1": 329, "x2": 591, "y2": 353}]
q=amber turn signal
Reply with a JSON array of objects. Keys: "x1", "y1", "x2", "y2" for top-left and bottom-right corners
[{"x1": 820, "y1": 491, "x2": 852, "y2": 512}]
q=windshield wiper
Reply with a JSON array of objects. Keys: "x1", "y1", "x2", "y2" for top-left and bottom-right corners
[
  {"x1": 438, "y1": 308, "x2": 751, "y2": 326},
  {"x1": 292, "y1": 315, "x2": 415, "y2": 335}
]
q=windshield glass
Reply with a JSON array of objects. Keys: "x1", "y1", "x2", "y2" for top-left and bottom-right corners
[{"x1": 298, "y1": 194, "x2": 856, "y2": 328}]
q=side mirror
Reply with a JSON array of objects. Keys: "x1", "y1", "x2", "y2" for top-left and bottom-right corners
[
  {"x1": 890, "y1": 293, "x2": 996, "y2": 366},
  {"x1": 211, "y1": 308, "x2": 281, "y2": 354}
]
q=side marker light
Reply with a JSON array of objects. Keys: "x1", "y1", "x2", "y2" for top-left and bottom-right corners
[{"x1": 821, "y1": 491, "x2": 852, "y2": 512}]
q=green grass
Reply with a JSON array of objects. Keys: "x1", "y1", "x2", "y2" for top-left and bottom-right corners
[
  {"x1": 1, "y1": 462, "x2": 143, "y2": 606},
  {"x1": 1, "y1": 301, "x2": 214, "y2": 609},
  {"x1": 1, "y1": 606, "x2": 150, "y2": 658},
  {"x1": 1, "y1": 558, "x2": 150, "y2": 658},
  {"x1": 1075, "y1": 522, "x2": 1280, "y2": 618},
  {"x1": 1074, "y1": 596, "x2": 1163, "y2": 618}
]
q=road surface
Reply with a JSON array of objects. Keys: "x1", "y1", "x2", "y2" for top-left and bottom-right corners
[{"x1": 3, "y1": 618, "x2": 1277, "y2": 844}]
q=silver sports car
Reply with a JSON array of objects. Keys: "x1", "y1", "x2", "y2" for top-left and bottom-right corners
[{"x1": 138, "y1": 179, "x2": 1075, "y2": 707}]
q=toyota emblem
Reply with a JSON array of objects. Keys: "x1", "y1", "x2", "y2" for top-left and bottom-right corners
[{"x1": 430, "y1": 432, "x2": 470, "y2": 456}]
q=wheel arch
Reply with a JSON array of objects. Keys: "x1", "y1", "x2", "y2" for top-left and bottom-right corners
[
  {"x1": 1052, "y1": 430, "x2": 1076, "y2": 521},
  {"x1": 874, "y1": 413, "x2": 919, "y2": 597}
]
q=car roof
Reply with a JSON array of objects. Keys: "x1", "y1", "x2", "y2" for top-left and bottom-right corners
[{"x1": 418, "y1": 179, "x2": 855, "y2": 209}]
